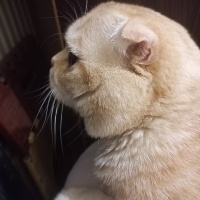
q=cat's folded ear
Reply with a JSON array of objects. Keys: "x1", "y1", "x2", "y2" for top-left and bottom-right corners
[{"x1": 113, "y1": 19, "x2": 158, "y2": 65}]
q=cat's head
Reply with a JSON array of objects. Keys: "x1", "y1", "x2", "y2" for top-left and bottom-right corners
[{"x1": 50, "y1": 2, "x2": 199, "y2": 138}]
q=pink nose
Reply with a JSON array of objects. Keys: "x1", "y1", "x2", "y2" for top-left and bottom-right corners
[{"x1": 51, "y1": 49, "x2": 68, "y2": 66}]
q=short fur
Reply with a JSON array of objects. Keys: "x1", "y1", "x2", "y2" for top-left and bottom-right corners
[{"x1": 50, "y1": 2, "x2": 200, "y2": 200}]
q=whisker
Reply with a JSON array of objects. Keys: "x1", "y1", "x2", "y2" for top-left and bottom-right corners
[
  {"x1": 33, "y1": 88, "x2": 52, "y2": 107},
  {"x1": 67, "y1": 118, "x2": 91, "y2": 146},
  {"x1": 64, "y1": 0, "x2": 78, "y2": 19},
  {"x1": 30, "y1": 86, "x2": 50, "y2": 102},
  {"x1": 34, "y1": 92, "x2": 53, "y2": 141},
  {"x1": 60, "y1": 16, "x2": 71, "y2": 23},
  {"x1": 60, "y1": 103, "x2": 64, "y2": 153},
  {"x1": 85, "y1": 0, "x2": 88, "y2": 14},
  {"x1": 63, "y1": 118, "x2": 82, "y2": 136},
  {"x1": 41, "y1": 15, "x2": 70, "y2": 21},
  {"x1": 75, "y1": 0, "x2": 83, "y2": 15},
  {"x1": 40, "y1": 33, "x2": 64, "y2": 49},
  {"x1": 31, "y1": 90, "x2": 52, "y2": 132},
  {"x1": 46, "y1": 38, "x2": 65, "y2": 50},
  {"x1": 50, "y1": 98, "x2": 57, "y2": 148},
  {"x1": 26, "y1": 83, "x2": 49, "y2": 95},
  {"x1": 54, "y1": 101, "x2": 60, "y2": 148},
  {"x1": 58, "y1": 9, "x2": 74, "y2": 22}
]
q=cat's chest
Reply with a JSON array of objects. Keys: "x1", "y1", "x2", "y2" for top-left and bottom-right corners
[
  {"x1": 94, "y1": 139, "x2": 165, "y2": 200},
  {"x1": 94, "y1": 130, "x2": 167, "y2": 179},
  {"x1": 94, "y1": 131, "x2": 200, "y2": 200}
]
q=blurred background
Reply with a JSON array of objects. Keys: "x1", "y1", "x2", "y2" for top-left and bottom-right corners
[{"x1": 0, "y1": 0, "x2": 200, "y2": 199}]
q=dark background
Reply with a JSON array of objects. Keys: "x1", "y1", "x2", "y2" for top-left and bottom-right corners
[{"x1": 0, "y1": 0, "x2": 200, "y2": 199}]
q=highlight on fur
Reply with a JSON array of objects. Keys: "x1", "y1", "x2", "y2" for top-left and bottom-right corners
[{"x1": 50, "y1": 1, "x2": 200, "y2": 199}]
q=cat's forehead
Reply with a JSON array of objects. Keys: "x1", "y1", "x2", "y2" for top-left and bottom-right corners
[
  {"x1": 66, "y1": 14, "x2": 126, "y2": 38},
  {"x1": 65, "y1": 3, "x2": 133, "y2": 52},
  {"x1": 64, "y1": 2, "x2": 156, "y2": 56}
]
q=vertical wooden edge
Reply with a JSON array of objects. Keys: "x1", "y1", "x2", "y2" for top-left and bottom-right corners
[{"x1": 51, "y1": 0, "x2": 65, "y2": 49}]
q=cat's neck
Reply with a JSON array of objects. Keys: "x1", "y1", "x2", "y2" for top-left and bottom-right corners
[
  {"x1": 95, "y1": 126, "x2": 198, "y2": 180},
  {"x1": 94, "y1": 127, "x2": 200, "y2": 200}
]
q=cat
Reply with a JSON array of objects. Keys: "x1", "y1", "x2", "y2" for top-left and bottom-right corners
[{"x1": 50, "y1": 1, "x2": 200, "y2": 200}]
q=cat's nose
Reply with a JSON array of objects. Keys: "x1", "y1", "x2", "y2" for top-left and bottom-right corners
[
  {"x1": 51, "y1": 56, "x2": 56, "y2": 66},
  {"x1": 51, "y1": 49, "x2": 68, "y2": 66}
]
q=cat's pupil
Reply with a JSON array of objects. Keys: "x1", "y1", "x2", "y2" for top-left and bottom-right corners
[{"x1": 68, "y1": 52, "x2": 79, "y2": 66}]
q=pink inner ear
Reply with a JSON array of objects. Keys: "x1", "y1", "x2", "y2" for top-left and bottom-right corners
[
  {"x1": 127, "y1": 40, "x2": 152, "y2": 63},
  {"x1": 120, "y1": 20, "x2": 157, "y2": 64}
]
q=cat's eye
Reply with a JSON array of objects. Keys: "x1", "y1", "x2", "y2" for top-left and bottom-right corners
[{"x1": 68, "y1": 52, "x2": 79, "y2": 66}]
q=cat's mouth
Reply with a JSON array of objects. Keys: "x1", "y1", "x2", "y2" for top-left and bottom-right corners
[
  {"x1": 49, "y1": 68, "x2": 67, "y2": 104},
  {"x1": 49, "y1": 68, "x2": 60, "y2": 100},
  {"x1": 73, "y1": 83, "x2": 102, "y2": 101}
]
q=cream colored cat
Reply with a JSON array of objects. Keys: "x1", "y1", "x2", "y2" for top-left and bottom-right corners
[{"x1": 50, "y1": 1, "x2": 200, "y2": 200}]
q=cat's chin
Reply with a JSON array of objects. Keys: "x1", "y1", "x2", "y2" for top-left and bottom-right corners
[{"x1": 52, "y1": 90, "x2": 74, "y2": 109}]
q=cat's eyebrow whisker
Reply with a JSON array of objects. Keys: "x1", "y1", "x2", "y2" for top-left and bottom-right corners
[
  {"x1": 75, "y1": 0, "x2": 83, "y2": 15},
  {"x1": 41, "y1": 15, "x2": 70, "y2": 21},
  {"x1": 58, "y1": 10, "x2": 74, "y2": 22},
  {"x1": 40, "y1": 33, "x2": 64, "y2": 49},
  {"x1": 58, "y1": 10, "x2": 73, "y2": 23},
  {"x1": 46, "y1": 38, "x2": 66, "y2": 51},
  {"x1": 64, "y1": 0, "x2": 78, "y2": 19},
  {"x1": 61, "y1": 15, "x2": 71, "y2": 23},
  {"x1": 84, "y1": 0, "x2": 88, "y2": 14}
]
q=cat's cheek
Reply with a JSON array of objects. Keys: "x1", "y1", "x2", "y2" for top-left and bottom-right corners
[
  {"x1": 49, "y1": 69, "x2": 74, "y2": 108},
  {"x1": 55, "y1": 91, "x2": 74, "y2": 108},
  {"x1": 49, "y1": 69, "x2": 85, "y2": 111},
  {"x1": 51, "y1": 86, "x2": 74, "y2": 108}
]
